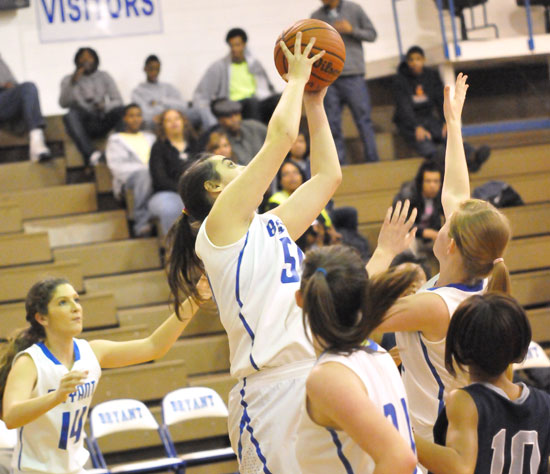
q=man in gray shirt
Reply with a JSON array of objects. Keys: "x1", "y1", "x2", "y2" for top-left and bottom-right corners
[
  {"x1": 0, "y1": 55, "x2": 50, "y2": 162},
  {"x1": 59, "y1": 47, "x2": 124, "y2": 168},
  {"x1": 311, "y1": 0, "x2": 380, "y2": 163},
  {"x1": 131, "y1": 55, "x2": 205, "y2": 132}
]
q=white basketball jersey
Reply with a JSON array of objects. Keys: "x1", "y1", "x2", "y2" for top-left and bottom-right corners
[
  {"x1": 196, "y1": 213, "x2": 315, "y2": 379},
  {"x1": 395, "y1": 274, "x2": 486, "y2": 440},
  {"x1": 296, "y1": 341, "x2": 418, "y2": 474},
  {"x1": 12, "y1": 339, "x2": 101, "y2": 474}
]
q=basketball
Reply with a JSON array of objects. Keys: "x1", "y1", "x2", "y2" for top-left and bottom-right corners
[{"x1": 274, "y1": 19, "x2": 346, "y2": 92}]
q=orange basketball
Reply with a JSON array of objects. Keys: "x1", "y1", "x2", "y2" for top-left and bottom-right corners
[{"x1": 274, "y1": 19, "x2": 346, "y2": 92}]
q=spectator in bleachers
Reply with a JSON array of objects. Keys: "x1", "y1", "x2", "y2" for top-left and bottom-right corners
[
  {"x1": 287, "y1": 131, "x2": 311, "y2": 179},
  {"x1": 105, "y1": 103, "x2": 155, "y2": 237},
  {"x1": 148, "y1": 109, "x2": 198, "y2": 237},
  {"x1": 265, "y1": 159, "x2": 341, "y2": 247},
  {"x1": 60, "y1": 47, "x2": 125, "y2": 170},
  {"x1": 200, "y1": 98, "x2": 267, "y2": 165},
  {"x1": 0, "y1": 54, "x2": 51, "y2": 162},
  {"x1": 331, "y1": 206, "x2": 371, "y2": 261},
  {"x1": 193, "y1": 27, "x2": 279, "y2": 127},
  {"x1": 205, "y1": 131, "x2": 236, "y2": 161},
  {"x1": 393, "y1": 160, "x2": 444, "y2": 264},
  {"x1": 393, "y1": 45, "x2": 490, "y2": 172},
  {"x1": 311, "y1": 0, "x2": 380, "y2": 164},
  {"x1": 131, "y1": 55, "x2": 204, "y2": 132}
]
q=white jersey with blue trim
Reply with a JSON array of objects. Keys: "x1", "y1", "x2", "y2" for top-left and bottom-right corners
[
  {"x1": 196, "y1": 212, "x2": 315, "y2": 379},
  {"x1": 395, "y1": 274, "x2": 486, "y2": 440},
  {"x1": 12, "y1": 339, "x2": 101, "y2": 474},
  {"x1": 296, "y1": 341, "x2": 418, "y2": 474}
]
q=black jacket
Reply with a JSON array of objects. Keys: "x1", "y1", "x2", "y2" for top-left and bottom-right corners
[
  {"x1": 149, "y1": 138, "x2": 198, "y2": 193},
  {"x1": 392, "y1": 62, "x2": 445, "y2": 134}
]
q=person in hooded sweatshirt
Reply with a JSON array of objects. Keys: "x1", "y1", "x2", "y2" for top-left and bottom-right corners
[{"x1": 392, "y1": 46, "x2": 490, "y2": 173}]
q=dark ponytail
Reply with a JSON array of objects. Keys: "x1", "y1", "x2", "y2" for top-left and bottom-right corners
[
  {"x1": 166, "y1": 153, "x2": 218, "y2": 318},
  {"x1": 0, "y1": 278, "x2": 67, "y2": 415},
  {"x1": 301, "y1": 246, "x2": 418, "y2": 354}
]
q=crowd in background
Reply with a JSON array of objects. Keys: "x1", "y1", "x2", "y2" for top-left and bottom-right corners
[{"x1": 0, "y1": 1, "x2": 492, "y2": 268}]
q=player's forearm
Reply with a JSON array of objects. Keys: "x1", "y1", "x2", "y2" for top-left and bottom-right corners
[
  {"x1": 305, "y1": 100, "x2": 342, "y2": 189},
  {"x1": 442, "y1": 119, "x2": 469, "y2": 217},
  {"x1": 366, "y1": 247, "x2": 395, "y2": 277},
  {"x1": 3, "y1": 392, "x2": 60, "y2": 429},
  {"x1": 146, "y1": 296, "x2": 201, "y2": 360},
  {"x1": 265, "y1": 76, "x2": 307, "y2": 149},
  {"x1": 415, "y1": 435, "x2": 470, "y2": 474}
]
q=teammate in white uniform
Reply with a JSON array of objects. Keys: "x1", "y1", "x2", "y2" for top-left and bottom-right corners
[
  {"x1": 295, "y1": 246, "x2": 418, "y2": 474},
  {"x1": 165, "y1": 33, "x2": 417, "y2": 473},
  {"x1": 0, "y1": 276, "x2": 210, "y2": 474},
  {"x1": 375, "y1": 74, "x2": 513, "y2": 449}
]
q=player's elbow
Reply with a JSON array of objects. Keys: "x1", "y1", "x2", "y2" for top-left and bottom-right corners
[
  {"x1": 266, "y1": 117, "x2": 297, "y2": 150},
  {"x1": 3, "y1": 411, "x2": 21, "y2": 430},
  {"x1": 378, "y1": 449, "x2": 417, "y2": 474}
]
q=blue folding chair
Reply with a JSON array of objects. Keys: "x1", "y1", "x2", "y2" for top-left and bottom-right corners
[
  {"x1": 161, "y1": 387, "x2": 236, "y2": 473},
  {"x1": 87, "y1": 398, "x2": 182, "y2": 473}
]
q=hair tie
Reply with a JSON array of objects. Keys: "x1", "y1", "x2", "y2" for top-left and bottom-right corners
[
  {"x1": 315, "y1": 267, "x2": 327, "y2": 276},
  {"x1": 493, "y1": 257, "x2": 504, "y2": 265},
  {"x1": 182, "y1": 208, "x2": 189, "y2": 216}
]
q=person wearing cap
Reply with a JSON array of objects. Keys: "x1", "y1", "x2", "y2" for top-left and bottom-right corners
[
  {"x1": 198, "y1": 98, "x2": 267, "y2": 166},
  {"x1": 192, "y1": 27, "x2": 279, "y2": 128}
]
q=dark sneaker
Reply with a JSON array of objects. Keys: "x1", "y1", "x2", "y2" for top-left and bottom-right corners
[{"x1": 38, "y1": 151, "x2": 53, "y2": 163}]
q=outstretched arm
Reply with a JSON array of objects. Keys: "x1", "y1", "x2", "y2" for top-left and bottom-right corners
[
  {"x1": 206, "y1": 34, "x2": 325, "y2": 245},
  {"x1": 442, "y1": 73, "x2": 470, "y2": 218},
  {"x1": 90, "y1": 276, "x2": 211, "y2": 368},
  {"x1": 415, "y1": 389, "x2": 478, "y2": 474},
  {"x1": 366, "y1": 201, "x2": 417, "y2": 277},
  {"x1": 269, "y1": 87, "x2": 342, "y2": 240}
]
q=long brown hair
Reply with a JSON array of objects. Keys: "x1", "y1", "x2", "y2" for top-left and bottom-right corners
[
  {"x1": 300, "y1": 246, "x2": 419, "y2": 354},
  {"x1": 449, "y1": 199, "x2": 511, "y2": 293},
  {"x1": 156, "y1": 108, "x2": 197, "y2": 143},
  {"x1": 0, "y1": 278, "x2": 67, "y2": 414},
  {"x1": 166, "y1": 153, "x2": 218, "y2": 318}
]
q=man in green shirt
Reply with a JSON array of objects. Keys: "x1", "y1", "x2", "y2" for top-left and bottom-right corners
[{"x1": 193, "y1": 28, "x2": 279, "y2": 127}]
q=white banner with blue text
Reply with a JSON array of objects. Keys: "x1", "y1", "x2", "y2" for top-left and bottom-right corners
[{"x1": 36, "y1": 0, "x2": 162, "y2": 43}]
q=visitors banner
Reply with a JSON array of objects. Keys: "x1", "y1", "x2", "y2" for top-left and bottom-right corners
[{"x1": 36, "y1": 0, "x2": 162, "y2": 43}]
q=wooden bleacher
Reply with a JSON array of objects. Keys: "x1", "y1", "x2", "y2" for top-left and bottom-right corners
[
  {"x1": 0, "y1": 110, "x2": 548, "y2": 472},
  {"x1": 0, "y1": 130, "x2": 238, "y2": 472}
]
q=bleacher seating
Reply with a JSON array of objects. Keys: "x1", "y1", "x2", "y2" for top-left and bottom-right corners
[{"x1": 0, "y1": 102, "x2": 548, "y2": 474}]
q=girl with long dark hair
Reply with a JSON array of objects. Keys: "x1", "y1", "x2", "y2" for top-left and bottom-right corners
[
  {"x1": 165, "y1": 33, "x2": 416, "y2": 473},
  {"x1": 0, "y1": 277, "x2": 209, "y2": 474}
]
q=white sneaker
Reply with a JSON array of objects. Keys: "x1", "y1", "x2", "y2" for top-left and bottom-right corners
[
  {"x1": 89, "y1": 150, "x2": 104, "y2": 166},
  {"x1": 29, "y1": 128, "x2": 51, "y2": 163}
]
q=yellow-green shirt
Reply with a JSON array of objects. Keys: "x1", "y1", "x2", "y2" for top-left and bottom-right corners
[
  {"x1": 229, "y1": 62, "x2": 256, "y2": 101},
  {"x1": 119, "y1": 132, "x2": 151, "y2": 164},
  {"x1": 267, "y1": 190, "x2": 333, "y2": 228}
]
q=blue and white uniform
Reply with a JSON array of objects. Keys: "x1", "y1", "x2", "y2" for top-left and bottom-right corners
[
  {"x1": 12, "y1": 339, "x2": 101, "y2": 474},
  {"x1": 296, "y1": 341, "x2": 418, "y2": 473},
  {"x1": 395, "y1": 275, "x2": 486, "y2": 441},
  {"x1": 196, "y1": 212, "x2": 315, "y2": 474}
]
